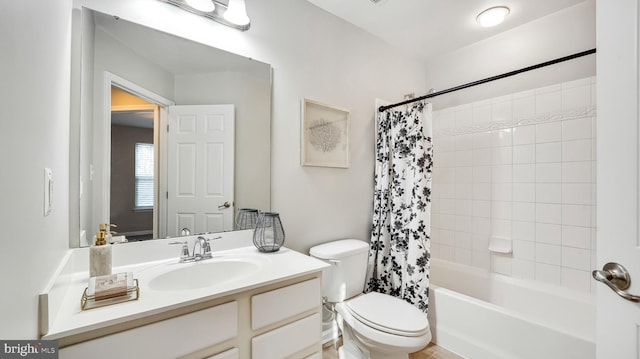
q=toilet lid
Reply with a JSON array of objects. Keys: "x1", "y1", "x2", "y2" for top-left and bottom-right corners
[{"x1": 345, "y1": 292, "x2": 429, "y2": 337}]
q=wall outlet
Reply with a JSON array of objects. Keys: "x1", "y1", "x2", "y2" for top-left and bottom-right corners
[{"x1": 44, "y1": 168, "x2": 53, "y2": 217}]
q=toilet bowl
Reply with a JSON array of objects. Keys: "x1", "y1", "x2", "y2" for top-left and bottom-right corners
[{"x1": 309, "y1": 239, "x2": 431, "y2": 359}]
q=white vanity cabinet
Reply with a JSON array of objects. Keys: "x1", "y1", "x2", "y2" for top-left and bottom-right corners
[
  {"x1": 251, "y1": 278, "x2": 322, "y2": 359},
  {"x1": 60, "y1": 302, "x2": 238, "y2": 359},
  {"x1": 56, "y1": 274, "x2": 323, "y2": 359}
]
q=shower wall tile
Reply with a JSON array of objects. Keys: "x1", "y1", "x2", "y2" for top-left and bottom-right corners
[
  {"x1": 513, "y1": 239, "x2": 535, "y2": 260},
  {"x1": 563, "y1": 139, "x2": 592, "y2": 162},
  {"x1": 536, "y1": 203, "x2": 562, "y2": 224},
  {"x1": 562, "y1": 225, "x2": 591, "y2": 249},
  {"x1": 513, "y1": 164, "x2": 535, "y2": 183},
  {"x1": 512, "y1": 221, "x2": 535, "y2": 242},
  {"x1": 535, "y1": 263, "x2": 562, "y2": 285},
  {"x1": 562, "y1": 162, "x2": 592, "y2": 183},
  {"x1": 513, "y1": 125, "x2": 536, "y2": 145},
  {"x1": 536, "y1": 223, "x2": 562, "y2": 245},
  {"x1": 513, "y1": 144, "x2": 536, "y2": 164},
  {"x1": 512, "y1": 91, "x2": 535, "y2": 118},
  {"x1": 512, "y1": 202, "x2": 535, "y2": 222},
  {"x1": 473, "y1": 200, "x2": 491, "y2": 218},
  {"x1": 536, "y1": 243, "x2": 562, "y2": 265},
  {"x1": 431, "y1": 76, "x2": 597, "y2": 294},
  {"x1": 513, "y1": 183, "x2": 535, "y2": 202},
  {"x1": 473, "y1": 131, "x2": 492, "y2": 149},
  {"x1": 535, "y1": 142, "x2": 562, "y2": 163},
  {"x1": 492, "y1": 129, "x2": 513, "y2": 147},
  {"x1": 455, "y1": 248, "x2": 473, "y2": 265},
  {"x1": 536, "y1": 183, "x2": 562, "y2": 204},
  {"x1": 491, "y1": 99, "x2": 512, "y2": 123},
  {"x1": 536, "y1": 163, "x2": 562, "y2": 183},
  {"x1": 561, "y1": 267, "x2": 591, "y2": 292},
  {"x1": 535, "y1": 88, "x2": 562, "y2": 114},
  {"x1": 536, "y1": 122, "x2": 562, "y2": 143},
  {"x1": 512, "y1": 259, "x2": 535, "y2": 280},
  {"x1": 472, "y1": 104, "x2": 491, "y2": 125},
  {"x1": 562, "y1": 118, "x2": 592, "y2": 141}
]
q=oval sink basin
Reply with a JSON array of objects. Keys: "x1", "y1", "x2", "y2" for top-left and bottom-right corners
[{"x1": 148, "y1": 258, "x2": 262, "y2": 291}]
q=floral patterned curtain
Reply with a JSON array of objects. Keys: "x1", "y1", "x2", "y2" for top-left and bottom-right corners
[{"x1": 365, "y1": 102, "x2": 433, "y2": 313}]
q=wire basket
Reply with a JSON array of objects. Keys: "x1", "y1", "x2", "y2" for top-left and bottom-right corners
[
  {"x1": 235, "y1": 208, "x2": 259, "y2": 230},
  {"x1": 253, "y1": 212, "x2": 285, "y2": 252}
]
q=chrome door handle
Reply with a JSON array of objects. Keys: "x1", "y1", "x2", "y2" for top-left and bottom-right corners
[
  {"x1": 592, "y1": 262, "x2": 640, "y2": 302},
  {"x1": 218, "y1": 201, "x2": 231, "y2": 210}
]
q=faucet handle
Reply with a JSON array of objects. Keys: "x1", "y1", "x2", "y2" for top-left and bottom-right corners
[
  {"x1": 169, "y1": 241, "x2": 190, "y2": 261},
  {"x1": 200, "y1": 236, "x2": 222, "y2": 259}
]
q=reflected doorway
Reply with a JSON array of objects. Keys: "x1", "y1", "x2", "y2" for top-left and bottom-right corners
[{"x1": 110, "y1": 86, "x2": 160, "y2": 241}]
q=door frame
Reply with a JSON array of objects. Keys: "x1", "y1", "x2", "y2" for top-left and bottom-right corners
[{"x1": 101, "y1": 71, "x2": 174, "y2": 238}]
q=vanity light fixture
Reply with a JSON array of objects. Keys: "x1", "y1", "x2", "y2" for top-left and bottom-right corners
[
  {"x1": 158, "y1": 0, "x2": 251, "y2": 31},
  {"x1": 224, "y1": 0, "x2": 250, "y2": 26},
  {"x1": 476, "y1": 6, "x2": 510, "y2": 28},
  {"x1": 185, "y1": 0, "x2": 215, "y2": 12}
]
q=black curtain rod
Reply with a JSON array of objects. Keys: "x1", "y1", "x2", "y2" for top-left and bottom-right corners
[{"x1": 378, "y1": 48, "x2": 597, "y2": 112}]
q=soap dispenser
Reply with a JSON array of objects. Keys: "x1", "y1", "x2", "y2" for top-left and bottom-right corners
[{"x1": 89, "y1": 224, "x2": 114, "y2": 277}]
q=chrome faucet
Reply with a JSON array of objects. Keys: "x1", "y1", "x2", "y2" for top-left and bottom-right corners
[
  {"x1": 193, "y1": 236, "x2": 212, "y2": 260},
  {"x1": 169, "y1": 236, "x2": 221, "y2": 263}
]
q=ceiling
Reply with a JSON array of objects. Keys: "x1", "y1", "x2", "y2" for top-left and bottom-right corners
[{"x1": 306, "y1": 0, "x2": 587, "y2": 64}]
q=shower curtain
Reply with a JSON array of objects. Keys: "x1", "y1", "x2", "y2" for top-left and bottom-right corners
[{"x1": 365, "y1": 101, "x2": 433, "y2": 313}]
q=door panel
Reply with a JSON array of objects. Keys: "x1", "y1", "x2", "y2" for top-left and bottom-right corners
[
  {"x1": 167, "y1": 105, "x2": 235, "y2": 236},
  {"x1": 595, "y1": 0, "x2": 640, "y2": 357}
]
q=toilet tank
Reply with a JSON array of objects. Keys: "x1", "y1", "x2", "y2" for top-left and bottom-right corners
[{"x1": 309, "y1": 239, "x2": 369, "y2": 303}]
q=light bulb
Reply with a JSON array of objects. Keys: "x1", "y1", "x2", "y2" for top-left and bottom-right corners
[
  {"x1": 224, "y1": 0, "x2": 250, "y2": 26},
  {"x1": 185, "y1": 0, "x2": 215, "y2": 12},
  {"x1": 476, "y1": 6, "x2": 510, "y2": 28}
]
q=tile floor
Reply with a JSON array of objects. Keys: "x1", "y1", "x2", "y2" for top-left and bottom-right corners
[{"x1": 322, "y1": 340, "x2": 463, "y2": 359}]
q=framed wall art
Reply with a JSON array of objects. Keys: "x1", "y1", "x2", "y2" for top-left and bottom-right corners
[{"x1": 301, "y1": 99, "x2": 350, "y2": 168}]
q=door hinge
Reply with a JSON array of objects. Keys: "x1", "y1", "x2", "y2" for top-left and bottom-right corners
[
  {"x1": 166, "y1": 124, "x2": 169, "y2": 132},
  {"x1": 166, "y1": 191, "x2": 168, "y2": 199}
]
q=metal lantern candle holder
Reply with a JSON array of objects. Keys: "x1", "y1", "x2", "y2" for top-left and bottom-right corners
[
  {"x1": 235, "y1": 208, "x2": 259, "y2": 230},
  {"x1": 253, "y1": 212, "x2": 285, "y2": 252}
]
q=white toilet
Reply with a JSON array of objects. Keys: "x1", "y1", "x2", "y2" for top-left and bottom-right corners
[{"x1": 310, "y1": 239, "x2": 431, "y2": 359}]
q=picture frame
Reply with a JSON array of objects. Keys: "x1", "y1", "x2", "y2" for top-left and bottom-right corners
[{"x1": 301, "y1": 99, "x2": 350, "y2": 168}]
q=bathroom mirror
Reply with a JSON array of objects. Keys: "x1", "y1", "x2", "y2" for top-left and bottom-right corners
[{"x1": 70, "y1": 8, "x2": 271, "y2": 247}]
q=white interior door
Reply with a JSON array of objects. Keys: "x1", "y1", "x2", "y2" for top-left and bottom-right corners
[
  {"x1": 166, "y1": 105, "x2": 234, "y2": 236},
  {"x1": 595, "y1": 1, "x2": 640, "y2": 357}
]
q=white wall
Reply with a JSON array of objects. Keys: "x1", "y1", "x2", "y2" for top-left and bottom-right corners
[
  {"x1": 425, "y1": 0, "x2": 596, "y2": 110},
  {"x1": 0, "y1": 0, "x2": 73, "y2": 338}
]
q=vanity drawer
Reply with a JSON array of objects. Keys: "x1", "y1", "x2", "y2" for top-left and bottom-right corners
[
  {"x1": 251, "y1": 313, "x2": 321, "y2": 359},
  {"x1": 251, "y1": 278, "x2": 321, "y2": 330},
  {"x1": 60, "y1": 301, "x2": 238, "y2": 359},
  {"x1": 207, "y1": 347, "x2": 239, "y2": 359}
]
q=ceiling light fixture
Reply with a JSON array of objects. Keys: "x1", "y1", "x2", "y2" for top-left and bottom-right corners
[
  {"x1": 158, "y1": 0, "x2": 251, "y2": 31},
  {"x1": 476, "y1": 6, "x2": 510, "y2": 28}
]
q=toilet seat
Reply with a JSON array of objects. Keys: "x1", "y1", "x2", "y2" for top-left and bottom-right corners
[
  {"x1": 335, "y1": 294, "x2": 431, "y2": 355},
  {"x1": 344, "y1": 292, "x2": 429, "y2": 337}
]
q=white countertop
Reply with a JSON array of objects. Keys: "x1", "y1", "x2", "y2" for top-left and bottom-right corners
[{"x1": 41, "y1": 236, "x2": 328, "y2": 342}]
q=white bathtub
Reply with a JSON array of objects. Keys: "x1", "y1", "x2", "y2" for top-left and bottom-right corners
[{"x1": 428, "y1": 259, "x2": 595, "y2": 359}]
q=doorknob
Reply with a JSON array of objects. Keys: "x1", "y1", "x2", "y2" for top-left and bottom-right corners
[
  {"x1": 592, "y1": 262, "x2": 640, "y2": 302},
  {"x1": 218, "y1": 201, "x2": 231, "y2": 210}
]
